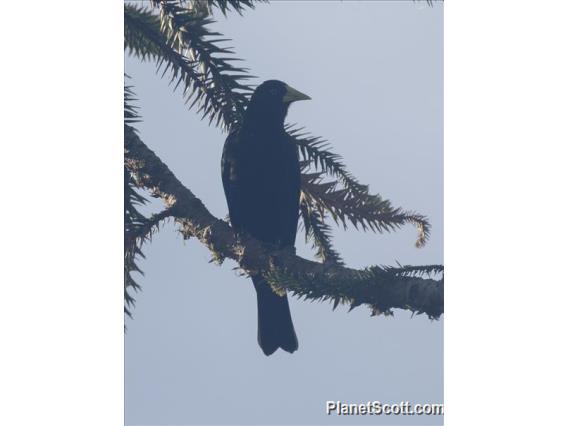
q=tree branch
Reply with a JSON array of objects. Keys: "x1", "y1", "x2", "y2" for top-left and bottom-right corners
[
  {"x1": 293, "y1": 126, "x2": 431, "y2": 247},
  {"x1": 125, "y1": 4, "x2": 246, "y2": 129},
  {"x1": 124, "y1": 127, "x2": 444, "y2": 319}
]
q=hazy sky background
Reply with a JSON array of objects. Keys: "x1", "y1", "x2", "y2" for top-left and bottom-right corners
[{"x1": 125, "y1": 1, "x2": 443, "y2": 425}]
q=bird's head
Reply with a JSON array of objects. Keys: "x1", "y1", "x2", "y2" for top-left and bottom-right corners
[{"x1": 244, "y1": 80, "x2": 311, "y2": 128}]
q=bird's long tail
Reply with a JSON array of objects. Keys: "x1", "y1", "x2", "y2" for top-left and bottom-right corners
[{"x1": 252, "y1": 275, "x2": 298, "y2": 356}]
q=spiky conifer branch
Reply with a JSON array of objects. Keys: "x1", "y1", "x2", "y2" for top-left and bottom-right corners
[
  {"x1": 124, "y1": 3, "x2": 430, "y2": 252},
  {"x1": 124, "y1": 5, "x2": 165, "y2": 62},
  {"x1": 125, "y1": 4, "x2": 232, "y2": 125},
  {"x1": 124, "y1": 83, "x2": 146, "y2": 317},
  {"x1": 124, "y1": 131, "x2": 443, "y2": 319},
  {"x1": 155, "y1": 1, "x2": 254, "y2": 128},
  {"x1": 293, "y1": 127, "x2": 430, "y2": 247},
  {"x1": 155, "y1": 0, "x2": 267, "y2": 17},
  {"x1": 124, "y1": 1, "x2": 441, "y2": 319},
  {"x1": 124, "y1": 179, "x2": 174, "y2": 318},
  {"x1": 299, "y1": 197, "x2": 344, "y2": 265},
  {"x1": 125, "y1": 3, "x2": 252, "y2": 130},
  {"x1": 384, "y1": 264, "x2": 444, "y2": 278},
  {"x1": 124, "y1": 83, "x2": 176, "y2": 316},
  {"x1": 124, "y1": 167, "x2": 147, "y2": 318}
]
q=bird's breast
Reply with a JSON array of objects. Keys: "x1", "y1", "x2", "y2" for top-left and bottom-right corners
[{"x1": 225, "y1": 131, "x2": 300, "y2": 244}]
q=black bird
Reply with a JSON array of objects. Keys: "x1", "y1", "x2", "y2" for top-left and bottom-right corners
[{"x1": 221, "y1": 80, "x2": 311, "y2": 355}]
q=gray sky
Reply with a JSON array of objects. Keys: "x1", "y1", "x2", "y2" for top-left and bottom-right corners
[{"x1": 125, "y1": 1, "x2": 443, "y2": 425}]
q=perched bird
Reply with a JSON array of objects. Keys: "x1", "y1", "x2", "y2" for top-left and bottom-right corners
[{"x1": 221, "y1": 80, "x2": 311, "y2": 355}]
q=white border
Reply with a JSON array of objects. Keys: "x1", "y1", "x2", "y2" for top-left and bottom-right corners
[
  {"x1": 1, "y1": 1, "x2": 568, "y2": 425},
  {"x1": 0, "y1": 1, "x2": 124, "y2": 425},
  {"x1": 446, "y1": 0, "x2": 568, "y2": 424}
]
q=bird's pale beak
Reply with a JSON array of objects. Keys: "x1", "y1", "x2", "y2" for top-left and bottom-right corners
[{"x1": 283, "y1": 84, "x2": 311, "y2": 103}]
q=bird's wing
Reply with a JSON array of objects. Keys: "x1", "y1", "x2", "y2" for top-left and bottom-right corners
[
  {"x1": 221, "y1": 128, "x2": 245, "y2": 230},
  {"x1": 222, "y1": 129, "x2": 301, "y2": 247},
  {"x1": 276, "y1": 137, "x2": 301, "y2": 247}
]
